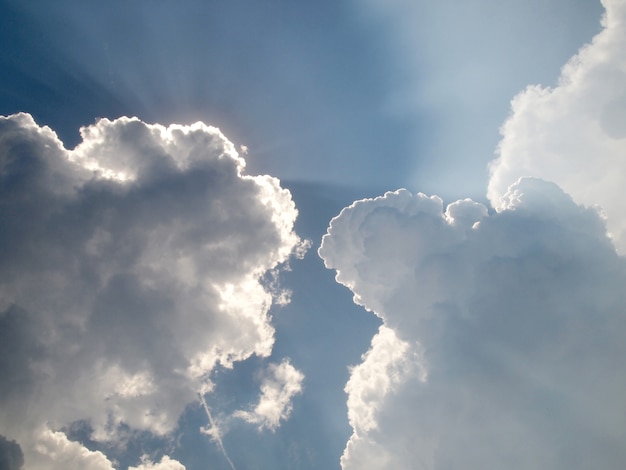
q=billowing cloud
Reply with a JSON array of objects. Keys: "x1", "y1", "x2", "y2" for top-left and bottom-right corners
[
  {"x1": 234, "y1": 359, "x2": 304, "y2": 431},
  {"x1": 0, "y1": 113, "x2": 305, "y2": 468},
  {"x1": 26, "y1": 429, "x2": 115, "y2": 470},
  {"x1": 321, "y1": 2, "x2": 626, "y2": 467},
  {"x1": 319, "y1": 178, "x2": 626, "y2": 469},
  {"x1": 489, "y1": 0, "x2": 626, "y2": 251}
]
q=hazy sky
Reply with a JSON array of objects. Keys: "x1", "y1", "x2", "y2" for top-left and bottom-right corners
[{"x1": 1, "y1": 0, "x2": 624, "y2": 469}]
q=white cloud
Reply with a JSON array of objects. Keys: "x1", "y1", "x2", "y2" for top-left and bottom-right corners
[
  {"x1": 28, "y1": 429, "x2": 115, "y2": 470},
  {"x1": 234, "y1": 359, "x2": 304, "y2": 431},
  {"x1": 319, "y1": 177, "x2": 626, "y2": 469},
  {"x1": 128, "y1": 455, "x2": 186, "y2": 470},
  {"x1": 344, "y1": 325, "x2": 425, "y2": 437},
  {"x1": 0, "y1": 113, "x2": 305, "y2": 468},
  {"x1": 489, "y1": 0, "x2": 626, "y2": 251},
  {"x1": 322, "y1": 2, "x2": 626, "y2": 466}
]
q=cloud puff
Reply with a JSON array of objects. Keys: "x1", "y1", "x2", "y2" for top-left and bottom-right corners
[
  {"x1": 26, "y1": 429, "x2": 115, "y2": 470},
  {"x1": 489, "y1": 0, "x2": 626, "y2": 251},
  {"x1": 319, "y1": 178, "x2": 626, "y2": 469},
  {"x1": 128, "y1": 455, "x2": 185, "y2": 470},
  {"x1": 0, "y1": 113, "x2": 305, "y2": 468},
  {"x1": 234, "y1": 359, "x2": 304, "y2": 431}
]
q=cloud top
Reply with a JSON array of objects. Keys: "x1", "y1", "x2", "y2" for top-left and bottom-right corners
[{"x1": 320, "y1": 178, "x2": 626, "y2": 469}]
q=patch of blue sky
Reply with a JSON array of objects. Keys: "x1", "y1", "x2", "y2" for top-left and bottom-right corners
[
  {"x1": 350, "y1": 0, "x2": 604, "y2": 200},
  {"x1": 0, "y1": 0, "x2": 410, "y2": 190}
]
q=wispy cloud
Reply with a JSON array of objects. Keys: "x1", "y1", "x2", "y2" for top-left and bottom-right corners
[{"x1": 234, "y1": 359, "x2": 304, "y2": 431}]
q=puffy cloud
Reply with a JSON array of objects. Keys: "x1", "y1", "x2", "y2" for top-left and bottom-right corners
[
  {"x1": 128, "y1": 455, "x2": 185, "y2": 470},
  {"x1": 489, "y1": 0, "x2": 626, "y2": 251},
  {"x1": 0, "y1": 113, "x2": 305, "y2": 467},
  {"x1": 344, "y1": 325, "x2": 425, "y2": 438},
  {"x1": 319, "y1": 178, "x2": 626, "y2": 469},
  {"x1": 27, "y1": 429, "x2": 115, "y2": 470},
  {"x1": 234, "y1": 359, "x2": 304, "y2": 431},
  {"x1": 321, "y1": 2, "x2": 626, "y2": 465}
]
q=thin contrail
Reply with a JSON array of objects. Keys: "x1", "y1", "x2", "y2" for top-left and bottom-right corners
[{"x1": 198, "y1": 393, "x2": 237, "y2": 470}]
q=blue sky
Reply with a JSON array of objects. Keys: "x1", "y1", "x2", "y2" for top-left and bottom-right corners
[
  {"x1": 0, "y1": 0, "x2": 602, "y2": 195},
  {"x1": 1, "y1": 1, "x2": 625, "y2": 469}
]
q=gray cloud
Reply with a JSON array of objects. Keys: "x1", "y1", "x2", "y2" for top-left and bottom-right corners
[
  {"x1": 0, "y1": 435, "x2": 24, "y2": 470},
  {"x1": 320, "y1": 177, "x2": 626, "y2": 469},
  {"x1": 0, "y1": 113, "x2": 305, "y2": 468}
]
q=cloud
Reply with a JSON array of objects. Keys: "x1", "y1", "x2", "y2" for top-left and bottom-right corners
[
  {"x1": 489, "y1": 0, "x2": 626, "y2": 251},
  {"x1": 0, "y1": 435, "x2": 24, "y2": 470},
  {"x1": 319, "y1": 178, "x2": 626, "y2": 469},
  {"x1": 234, "y1": 359, "x2": 304, "y2": 431},
  {"x1": 344, "y1": 325, "x2": 425, "y2": 438},
  {"x1": 0, "y1": 113, "x2": 305, "y2": 468},
  {"x1": 26, "y1": 429, "x2": 115, "y2": 470},
  {"x1": 321, "y1": 2, "x2": 626, "y2": 466},
  {"x1": 128, "y1": 455, "x2": 185, "y2": 470}
]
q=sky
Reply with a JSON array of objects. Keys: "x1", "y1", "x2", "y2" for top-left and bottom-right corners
[{"x1": 0, "y1": 0, "x2": 624, "y2": 469}]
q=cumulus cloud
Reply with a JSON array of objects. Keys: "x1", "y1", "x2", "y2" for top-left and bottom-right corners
[
  {"x1": 234, "y1": 359, "x2": 304, "y2": 431},
  {"x1": 323, "y1": 1, "x2": 626, "y2": 467},
  {"x1": 0, "y1": 113, "x2": 305, "y2": 468},
  {"x1": 489, "y1": 0, "x2": 626, "y2": 251},
  {"x1": 27, "y1": 429, "x2": 115, "y2": 470},
  {"x1": 128, "y1": 455, "x2": 185, "y2": 470},
  {"x1": 344, "y1": 325, "x2": 425, "y2": 438},
  {"x1": 319, "y1": 178, "x2": 626, "y2": 469}
]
